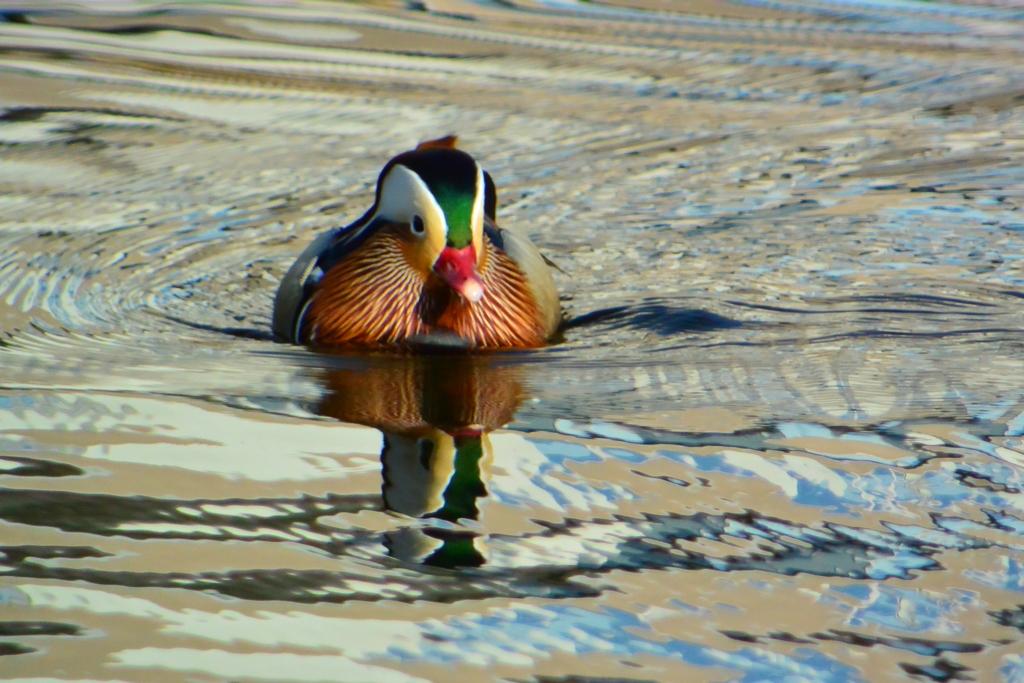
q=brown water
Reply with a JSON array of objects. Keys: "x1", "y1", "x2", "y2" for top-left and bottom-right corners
[{"x1": 3, "y1": 1, "x2": 1024, "y2": 681}]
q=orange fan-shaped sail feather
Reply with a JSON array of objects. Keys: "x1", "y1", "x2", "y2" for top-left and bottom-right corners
[{"x1": 416, "y1": 135, "x2": 459, "y2": 151}]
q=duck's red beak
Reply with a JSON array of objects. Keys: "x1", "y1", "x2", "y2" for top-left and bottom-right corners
[{"x1": 434, "y1": 245, "x2": 484, "y2": 303}]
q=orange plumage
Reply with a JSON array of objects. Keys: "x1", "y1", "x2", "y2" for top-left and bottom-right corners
[{"x1": 305, "y1": 225, "x2": 545, "y2": 348}]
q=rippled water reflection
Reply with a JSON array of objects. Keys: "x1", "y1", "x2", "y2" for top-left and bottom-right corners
[{"x1": 3, "y1": 0, "x2": 1024, "y2": 681}]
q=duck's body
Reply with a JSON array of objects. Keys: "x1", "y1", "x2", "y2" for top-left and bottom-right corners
[
  {"x1": 301, "y1": 215, "x2": 552, "y2": 347},
  {"x1": 272, "y1": 137, "x2": 560, "y2": 349}
]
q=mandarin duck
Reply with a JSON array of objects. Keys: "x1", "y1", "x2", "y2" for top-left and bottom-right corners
[{"x1": 272, "y1": 136, "x2": 561, "y2": 349}]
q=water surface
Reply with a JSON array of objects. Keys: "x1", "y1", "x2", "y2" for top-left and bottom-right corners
[{"x1": 2, "y1": 0, "x2": 1024, "y2": 681}]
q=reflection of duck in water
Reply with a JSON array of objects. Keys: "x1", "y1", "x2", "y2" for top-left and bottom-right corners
[
  {"x1": 273, "y1": 136, "x2": 561, "y2": 349},
  {"x1": 380, "y1": 427, "x2": 491, "y2": 567},
  {"x1": 316, "y1": 354, "x2": 522, "y2": 567}
]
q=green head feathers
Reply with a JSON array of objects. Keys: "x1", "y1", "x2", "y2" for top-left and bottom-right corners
[{"x1": 430, "y1": 185, "x2": 475, "y2": 248}]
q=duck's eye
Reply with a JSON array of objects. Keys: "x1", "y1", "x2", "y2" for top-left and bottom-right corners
[{"x1": 411, "y1": 215, "x2": 426, "y2": 235}]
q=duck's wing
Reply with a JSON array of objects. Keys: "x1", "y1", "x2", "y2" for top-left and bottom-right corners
[
  {"x1": 483, "y1": 217, "x2": 562, "y2": 338},
  {"x1": 272, "y1": 208, "x2": 379, "y2": 343}
]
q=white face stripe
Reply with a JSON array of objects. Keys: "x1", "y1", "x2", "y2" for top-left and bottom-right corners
[
  {"x1": 376, "y1": 164, "x2": 447, "y2": 231},
  {"x1": 471, "y1": 163, "x2": 484, "y2": 242},
  {"x1": 373, "y1": 164, "x2": 449, "y2": 267}
]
